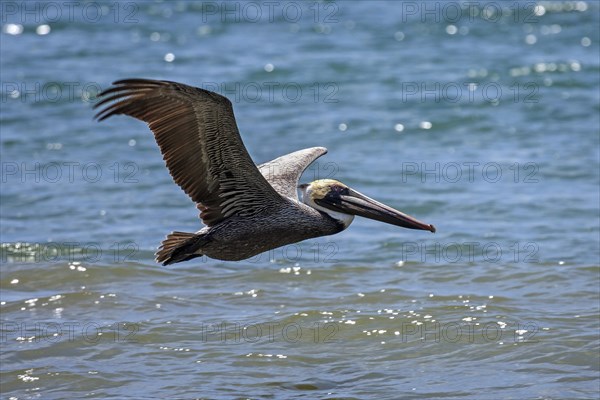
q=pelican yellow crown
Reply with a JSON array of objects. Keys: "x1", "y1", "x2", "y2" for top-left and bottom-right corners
[{"x1": 304, "y1": 179, "x2": 346, "y2": 200}]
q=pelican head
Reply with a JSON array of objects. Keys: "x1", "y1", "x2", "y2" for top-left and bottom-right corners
[{"x1": 298, "y1": 179, "x2": 436, "y2": 232}]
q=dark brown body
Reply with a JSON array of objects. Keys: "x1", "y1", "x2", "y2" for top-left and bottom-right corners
[{"x1": 170, "y1": 199, "x2": 344, "y2": 262}]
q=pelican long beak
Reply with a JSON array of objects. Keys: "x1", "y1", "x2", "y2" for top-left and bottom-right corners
[{"x1": 316, "y1": 188, "x2": 436, "y2": 233}]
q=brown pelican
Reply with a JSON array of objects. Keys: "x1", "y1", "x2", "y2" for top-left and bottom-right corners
[{"x1": 95, "y1": 79, "x2": 435, "y2": 265}]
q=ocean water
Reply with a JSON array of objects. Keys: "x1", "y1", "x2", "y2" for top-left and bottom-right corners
[{"x1": 1, "y1": 1, "x2": 599, "y2": 399}]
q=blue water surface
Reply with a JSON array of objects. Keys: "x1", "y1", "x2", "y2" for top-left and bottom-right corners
[{"x1": 1, "y1": 1, "x2": 599, "y2": 399}]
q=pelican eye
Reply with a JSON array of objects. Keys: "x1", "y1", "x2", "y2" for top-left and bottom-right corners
[
  {"x1": 331, "y1": 185, "x2": 349, "y2": 196},
  {"x1": 325, "y1": 184, "x2": 349, "y2": 201}
]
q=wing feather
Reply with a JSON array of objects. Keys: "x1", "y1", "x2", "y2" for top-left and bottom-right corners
[
  {"x1": 257, "y1": 147, "x2": 328, "y2": 200},
  {"x1": 94, "y1": 78, "x2": 283, "y2": 226}
]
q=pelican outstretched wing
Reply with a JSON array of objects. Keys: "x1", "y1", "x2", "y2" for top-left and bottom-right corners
[
  {"x1": 94, "y1": 79, "x2": 283, "y2": 226},
  {"x1": 258, "y1": 147, "x2": 328, "y2": 200}
]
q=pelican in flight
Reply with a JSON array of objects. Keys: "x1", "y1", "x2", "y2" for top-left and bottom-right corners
[{"x1": 95, "y1": 79, "x2": 435, "y2": 265}]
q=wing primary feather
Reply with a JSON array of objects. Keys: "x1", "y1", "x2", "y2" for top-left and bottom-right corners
[{"x1": 94, "y1": 79, "x2": 285, "y2": 226}]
